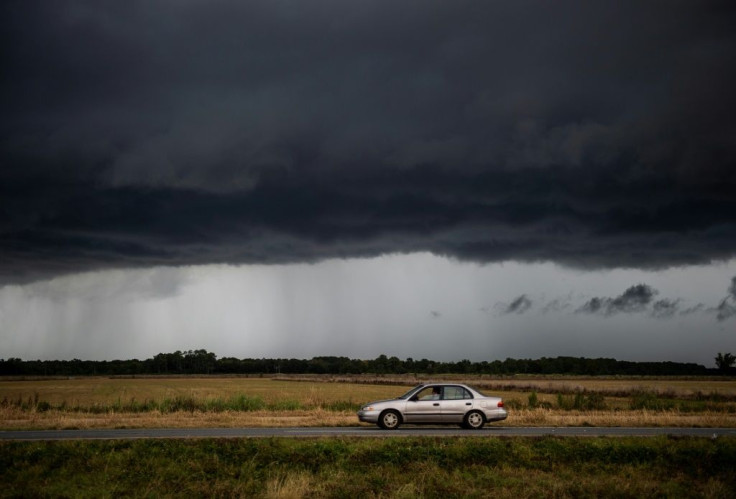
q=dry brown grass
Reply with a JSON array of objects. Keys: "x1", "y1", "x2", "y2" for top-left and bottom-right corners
[
  {"x1": 0, "y1": 406, "x2": 356, "y2": 430},
  {"x1": 504, "y1": 408, "x2": 736, "y2": 427},
  {"x1": 2, "y1": 405, "x2": 734, "y2": 430},
  {"x1": 472, "y1": 378, "x2": 736, "y2": 398},
  {"x1": 4, "y1": 375, "x2": 734, "y2": 407},
  {"x1": 264, "y1": 472, "x2": 319, "y2": 499},
  {"x1": 0, "y1": 377, "x2": 399, "y2": 407},
  {"x1": 280, "y1": 374, "x2": 736, "y2": 398},
  {"x1": 2, "y1": 376, "x2": 735, "y2": 430}
]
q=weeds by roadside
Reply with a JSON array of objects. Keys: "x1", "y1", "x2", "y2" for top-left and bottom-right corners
[
  {"x1": 2, "y1": 377, "x2": 735, "y2": 430},
  {"x1": 2, "y1": 436, "x2": 735, "y2": 497},
  {"x1": 0, "y1": 393, "x2": 363, "y2": 414}
]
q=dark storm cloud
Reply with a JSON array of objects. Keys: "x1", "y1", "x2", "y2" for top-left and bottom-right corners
[
  {"x1": 680, "y1": 304, "x2": 705, "y2": 316},
  {"x1": 541, "y1": 296, "x2": 573, "y2": 314},
  {"x1": 715, "y1": 276, "x2": 736, "y2": 321},
  {"x1": 498, "y1": 295, "x2": 533, "y2": 315},
  {"x1": 577, "y1": 284, "x2": 657, "y2": 316},
  {"x1": 2, "y1": 1, "x2": 736, "y2": 283},
  {"x1": 715, "y1": 301, "x2": 735, "y2": 321},
  {"x1": 651, "y1": 299, "x2": 680, "y2": 319}
]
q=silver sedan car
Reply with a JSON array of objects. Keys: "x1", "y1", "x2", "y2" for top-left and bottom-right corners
[{"x1": 357, "y1": 383, "x2": 507, "y2": 430}]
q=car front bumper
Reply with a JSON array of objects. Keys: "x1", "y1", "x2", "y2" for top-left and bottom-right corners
[{"x1": 357, "y1": 410, "x2": 380, "y2": 423}]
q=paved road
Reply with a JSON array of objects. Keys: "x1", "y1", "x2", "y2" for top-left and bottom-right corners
[{"x1": 2, "y1": 426, "x2": 734, "y2": 441}]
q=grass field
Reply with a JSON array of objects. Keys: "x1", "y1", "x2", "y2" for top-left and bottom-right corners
[
  {"x1": 1, "y1": 376, "x2": 735, "y2": 430},
  {"x1": 0, "y1": 377, "x2": 396, "y2": 407},
  {"x1": 2, "y1": 436, "x2": 734, "y2": 497},
  {"x1": 2, "y1": 377, "x2": 735, "y2": 497}
]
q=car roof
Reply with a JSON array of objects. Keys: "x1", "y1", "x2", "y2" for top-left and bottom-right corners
[{"x1": 418, "y1": 382, "x2": 473, "y2": 389}]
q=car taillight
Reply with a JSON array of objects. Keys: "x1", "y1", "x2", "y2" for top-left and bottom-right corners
[{"x1": 497, "y1": 401, "x2": 504, "y2": 408}]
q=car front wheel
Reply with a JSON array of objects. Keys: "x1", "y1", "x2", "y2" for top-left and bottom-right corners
[
  {"x1": 463, "y1": 410, "x2": 485, "y2": 429},
  {"x1": 378, "y1": 410, "x2": 401, "y2": 430}
]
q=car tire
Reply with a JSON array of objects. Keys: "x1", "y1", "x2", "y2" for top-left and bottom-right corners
[
  {"x1": 463, "y1": 410, "x2": 485, "y2": 429},
  {"x1": 378, "y1": 410, "x2": 401, "y2": 430}
]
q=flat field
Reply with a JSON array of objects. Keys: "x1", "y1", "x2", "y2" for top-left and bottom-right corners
[
  {"x1": 3, "y1": 377, "x2": 736, "y2": 497},
  {"x1": 0, "y1": 376, "x2": 391, "y2": 406},
  {"x1": 1, "y1": 375, "x2": 735, "y2": 430}
]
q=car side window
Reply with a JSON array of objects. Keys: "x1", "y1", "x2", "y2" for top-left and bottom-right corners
[
  {"x1": 443, "y1": 386, "x2": 472, "y2": 400},
  {"x1": 416, "y1": 386, "x2": 441, "y2": 400}
]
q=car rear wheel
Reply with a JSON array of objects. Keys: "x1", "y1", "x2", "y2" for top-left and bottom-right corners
[
  {"x1": 463, "y1": 410, "x2": 485, "y2": 429},
  {"x1": 378, "y1": 410, "x2": 401, "y2": 430}
]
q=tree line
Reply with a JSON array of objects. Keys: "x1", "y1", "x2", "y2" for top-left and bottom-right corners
[{"x1": 1, "y1": 350, "x2": 730, "y2": 376}]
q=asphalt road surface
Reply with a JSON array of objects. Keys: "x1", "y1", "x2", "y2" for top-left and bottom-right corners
[{"x1": 2, "y1": 426, "x2": 735, "y2": 441}]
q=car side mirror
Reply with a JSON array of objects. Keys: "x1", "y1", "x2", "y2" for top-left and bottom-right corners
[{"x1": 409, "y1": 396, "x2": 418, "y2": 402}]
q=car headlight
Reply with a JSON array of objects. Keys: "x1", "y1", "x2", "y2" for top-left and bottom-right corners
[{"x1": 362, "y1": 406, "x2": 374, "y2": 411}]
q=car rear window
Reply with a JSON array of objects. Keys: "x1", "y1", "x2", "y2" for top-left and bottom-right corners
[
  {"x1": 466, "y1": 385, "x2": 487, "y2": 397},
  {"x1": 444, "y1": 386, "x2": 472, "y2": 400}
]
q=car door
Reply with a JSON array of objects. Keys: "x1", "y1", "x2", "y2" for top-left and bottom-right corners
[
  {"x1": 403, "y1": 386, "x2": 443, "y2": 423},
  {"x1": 439, "y1": 385, "x2": 474, "y2": 422}
]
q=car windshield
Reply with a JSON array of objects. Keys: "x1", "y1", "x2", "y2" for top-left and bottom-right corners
[{"x1": 397, "y1": 384, "x2": 424, "y2": 399}]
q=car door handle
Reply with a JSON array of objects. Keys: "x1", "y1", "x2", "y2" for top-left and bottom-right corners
[
  {"x1": 433, "y1": 403, "x2": 440, "y2": 406},
  {"x1": 466, "y1": 402, "x2": 472, "y2": 406}
]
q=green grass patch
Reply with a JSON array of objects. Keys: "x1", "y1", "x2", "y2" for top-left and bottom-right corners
[
  {"x1": 266, "y1": 399, "x2": 303, "y2": 411},
  {"x1": 1, "y1": 394, "x2": 276, "y2": 414},
  {"x1": 556, "y1": 392, "x2": 608, "y2": 411},
  {"x1": 318, "y1": 400, "x2": 361, "y2": 412},
  {"x1": 0, "y1": 393, "x2": 363, "y2": 414},
  {"x1": 628, "y1": 391, "x2": 736, "y2": 413},
  {"x1": 1, "y1": 436, "x2": 734, "y2": 498}
]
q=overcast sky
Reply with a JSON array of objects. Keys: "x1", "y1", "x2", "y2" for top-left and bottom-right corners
[{"x1": 1, "y1": 1, "x2": 735, "y2": 366}]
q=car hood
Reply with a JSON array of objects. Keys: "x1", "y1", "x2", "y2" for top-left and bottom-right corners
[{"x1": 361, "y1": 399, "x2": 397, "y2": 407}]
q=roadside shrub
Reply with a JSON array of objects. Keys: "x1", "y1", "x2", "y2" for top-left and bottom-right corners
[
  {"x1": 161, "y1": 396, "x2": 198, "y2": 413},
  {"x1": 585, "y1": 393, "x2": 607, "y2": 410},
  {"x1": 320, "y1": 401, "x2": 360, "y2": 412},
  {"x1": 504, "y1": 399, "x2": 524, "y2": 410},
  {"x1": 557, "y1": 393, "x2": 574, "y2": 410},
  {"x1": 556, "y1": 392, "x2": 607, "y2": 411},
  {"x1": 36, "y1": 401, "x2": 52, "y2": 412},
  {"x1": 630, "y1": 391, "x2": 675, "y2": 411},
  {"x1": 528, "y1": 391, "x2": 539, "y2": 409},
  {"x1": 227, "y1": 394, "x2": 266, "y2": 412},
  {"x1": 203, "y1": 398, "x2": 229, "y2": 412},
  {"x1": 268, "y1": 399, "x2": 303, "y2": 411}
]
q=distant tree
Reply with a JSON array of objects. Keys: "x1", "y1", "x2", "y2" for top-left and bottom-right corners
[{"x1": 715, "y1": 352, "x2": 736, "y2": 371}]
